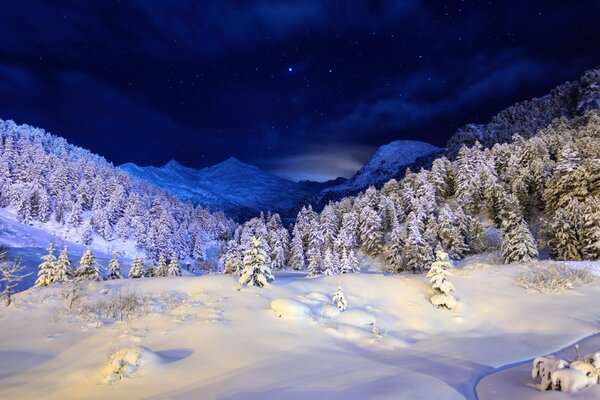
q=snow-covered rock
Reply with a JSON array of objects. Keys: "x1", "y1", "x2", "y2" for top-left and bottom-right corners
[{"x1": 270, "y1": 298, "x2": 312, "y2": 319}]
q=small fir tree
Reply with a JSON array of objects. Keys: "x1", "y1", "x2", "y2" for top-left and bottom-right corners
[
  {"x1": 74, "y1": 247, "x2": 101, "y2": 281},
  {"x1": 107, "y1": 253, "x2": 121, "y2": 280},
  {"x1": 331, "y1": 286, "x2": 347, "y2": 312},
  {"x1": 54, "y1": 246, "x2": 73, "y2": 283},
  {"x1": 239, "y1": 236, "x2": 274, "y2": 287},
  {"x1": 427, "y1": 250, "x2": 457, "y2": 310},
  {"x1": 168, "y1": 253, "x2": 181, "y2": 277},
  {"x1": 128, "y1": 257, "x2": 144, "y2": 279},
  {"x1": 34, "y1": 244, "x2": 57, "y2": 287},
  {"x1": 155, "y1": 252, "x2": 168, "y2": 277}
]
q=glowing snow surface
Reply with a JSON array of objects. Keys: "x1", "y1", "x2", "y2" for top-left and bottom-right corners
[{"x1": 0, "y1": 260, "x2": 599, "y2": 399}]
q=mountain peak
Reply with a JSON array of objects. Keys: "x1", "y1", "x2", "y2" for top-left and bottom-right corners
[{"x1": 163, "y1": 159, "x2": 186, "y2": 170}]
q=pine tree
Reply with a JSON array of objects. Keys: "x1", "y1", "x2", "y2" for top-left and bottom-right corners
[
  {"x1": 581, "y1": 198, "x2": 600, "y2": 260},
  {"x1": 74, "y1": 247, "x2": 101, "y2": 281},
  {"x1": 145, "y1": 259, "x2": 156, "y2": 277},
  {"x1": 222, "y1": 240, "x2": 242, "y2": 275},
  {"x1": 322, "y1": 248, "x2": 340, "y2": 275},
  {"x1": 331, "y1": 286, "x2": 347, "y2": 311},
  {"x1": 107, "y1": 253, "x2": 121, "y2": 280},
  {"x1": 239, "y1": 236, "x2": 274, "y2": 287},
  {"x1": 501, "y1": 220, "x2": 538, "y2": 263},
  {"x1": 359, "y1": 205, "x2": 384, "y2": 257},
  {"x1": 386, "y1": 219, "x2": 404, "y2": 272},
  {"x1": 54, "y1": 246, "x2": 73, "y2": 283},
  {"x1": 82, "y1": 222, "x2": 93, "y2": 246},
  {"x1": 403, "y1": 214, "x2": 433, "y2": 273},
  {"x1": 168, "y1": 253, "x2": 181, "y2": 277},
  {"x1": 549, "y1": 205, "x2": 582, "y2": 261},
  {"x1": 34, "y1": 244, "x2": 57, "y2": 287},
  {"x1": 306, "y1": 220, "x2": 324, "y2": 277},
  {"x1": 289, "y1": 225, "x2": 306, "y2": 271},
  {"x1": 436, "y1": 206, "x2": 468, "y2": 260},
  {"x1": 155, "y1": 252, "x2": 168, "y2": 277},
  {"x1": 427, "y1": 250, "x2": 457, "y2": 310},
  {"x1": 340, "y1": 248, "x2": 360, "y2": 274},
  {"x1": 128, "y1": 257, "x2": 144, "y2": 279}
]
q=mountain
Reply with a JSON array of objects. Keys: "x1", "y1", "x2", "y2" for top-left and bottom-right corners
[
  {"x1": 119, "y1": 157, "x2": 343, "y2": 221},
  {"x1": 307, "y1": 140, "x2": 443, "y2": 207},
  {"x1": 120, "y1": 140, "x2": 442, "y2": 220},
  {"x1": 446, "y1": 66, "x2": 600, "y2": 157}
]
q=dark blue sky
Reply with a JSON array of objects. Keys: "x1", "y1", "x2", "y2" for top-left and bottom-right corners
[{"x1": 1, "y1": 1, "x2": 599, "y2": 181}]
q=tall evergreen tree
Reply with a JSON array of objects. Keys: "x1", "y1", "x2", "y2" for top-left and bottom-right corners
[
  {"x1": 155, "y1": 252, "x2": 169, "y2": 277},
  {"x1": 107, "y1": 253, "x2": 121, "y2": 280},
  {"x1": 289, "y1": 225, "x2": 306, "y2": 271},
  {"x1": 168, "y1": 253, "x2": 181, "y2": 277},
  {"x1": 34, "y1": 244, "x2": 57, "y2": 287},
  {"x1": 54, "y1": 246, "x2": 73, "y2": 283},
  {"x1": 128, "y1": 257, "x2": 144, "y2": 279}
]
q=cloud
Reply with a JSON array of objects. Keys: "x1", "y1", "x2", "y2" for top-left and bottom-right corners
[{"x1": 260, "y1": 143, "x2": 376, "y2": 182}]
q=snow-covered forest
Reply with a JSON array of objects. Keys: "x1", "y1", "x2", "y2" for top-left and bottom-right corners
[{"x1": 0, "y1": 119, "x2": 235, "y2": 266}]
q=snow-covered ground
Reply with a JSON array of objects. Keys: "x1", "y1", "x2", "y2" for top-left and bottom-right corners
[{"x1": 1, "y1": 259, "x2": 598, "y2": 399}]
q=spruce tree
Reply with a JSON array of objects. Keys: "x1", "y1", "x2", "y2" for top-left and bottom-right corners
[
  {"x1": 386, "y1": 219, "x2": 404, "y2": 272},
  {"x1": 403, "y1": 215, "x2": 433, "y2": 273},
  {"x1": 340, "y1": 248, "x2": 360, "y2": 274},
  {"x1": 74, "y1": 247, "x2": 101, "y2": 281},
  {"x1": 322, "y1": 248, "x2": 339, "y2": 275},
  {"x1": 145, "y1": 259, "x2": 155, "y2": 277},
  {"x1": 581, "y1": 198, "x2": 600, "y2": 260},
  {"x1": 359, "y1": 205, "x2": 384, "y2": 257},
  {"x1": 427, "y1": 250, "x2": 457, "y2": 310},
  {"x1": 168, "y1": 253, "x2": 181, "y2": 276},
  {"x1": 501, "y1": 220, "x2": 538, "y2": 263},
  {"x1": 107, "y1": 253, "x2": 121, "y2": 280},
  {"x1": 331, "y1": 286, "x2": 347, "y2": 311},
  {"x1": 289, "y1": 225, "x2": 306, "y2": 271},
  {"x1": 155, "y1": 252, "x2": 168, "y2": 277},
  {"x1": 128, "y1": 257, "x2": 144, "y2": 279},
  {"x1": 306, "y1": 220, "x2": 324, "y2": 276},
  {"x1": 221, "y1": 240, "x2": 242, "y2": 275},
  {"x1": 34, "y1": 244, "x2": 57, "y2": 287},
  {"x1": 54, "y1": 246, "x2": 73, "y2": 283},
  {"x1": 239, "y1": 236, "x2": 274, "y2": 287}
]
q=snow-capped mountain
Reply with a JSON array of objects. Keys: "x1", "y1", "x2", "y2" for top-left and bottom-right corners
[
  {"x1": 119, "y1": 157, "x2": 341, "y2": 221},
  {"x1": 120, "y1": 140, "x2": 442, "y2": 219},
  {"x1": 329, "y1": 140, "x2": 443, "y2": 192}
]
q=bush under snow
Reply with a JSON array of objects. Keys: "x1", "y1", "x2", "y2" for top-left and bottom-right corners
[
  {"x1": 531, "y1": 348, "x2": 600, "y2": 393},
  {"x1": 515, "y1": 263, "x2": 597, "y2": 294}
]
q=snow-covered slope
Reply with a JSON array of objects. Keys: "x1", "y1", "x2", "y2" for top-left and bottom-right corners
[
  {"x1": 334, "y1": 140, "x2": 442, "y2": 191},
  {"x1": 119, "y1": 158, "x2": 330, "y2": 221}
]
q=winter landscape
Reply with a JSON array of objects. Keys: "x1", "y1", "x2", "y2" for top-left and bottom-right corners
[{"x1": 1, "y1": 2, "x2": 600, "y2": 399}]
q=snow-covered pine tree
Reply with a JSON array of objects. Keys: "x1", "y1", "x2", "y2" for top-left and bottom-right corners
[
  {"x1": 331, "y1": 286, "x2": 347, "y2": 311},
  {"x1": 322, "y1": 247, "x2": 340, "y2": 275},
  {"x1": 340, "y1": 248, "x2": 360, "y2": 274},
  {"x1": 320, "y1": 204, "x2": 339, "y2": 251},
  {"x1": 220, "y1": 240, "x2": 241, "y2": 275},
  {"x1": 581, "y1": 197, "x2": 600, "y2": 260},
  {"x1": 34, "y1": 244, "x2": 57, "y2": 287},
  {"x1": 549, "y1": 203, "x2": 582, "y2": 261},
  {"x1": 168, "y1": 253, "x2": 181, "y2": 277},
  {"x1": 306, "y1": 220, "x2": 324, "y2": 277},
  {"x1": 239, "y1": 236, "x2": 274, "y2": 287},
  {"x1": 436, "y1": 206, "x2": 468, "y2": 260},
  {"x1": 358, "y1": 205, "x2": 384, "y2": 257},
  {"x1": 427, "y1": 250, "x2": 457, "y2": 310},
  {"x1": 107, "y1": 253, "x2": 121, "y2": 280},
  {"x1": 54, "y1": 246, "x2": 73, "y2": 283},
  {"x1": 289, "y1": 224, "x2": 306, "y2": 271},
  {"x1": 145, "y1": 259, "x2": 155, "y2": 277},
  {"x1": 74, "y1": 247, "x2": 101, "y2": 281},
  {"x1": 337, "y1": 212, "x2": 358, "y2": 251},
  {"x1": 155, "y1": 252, "x2": 168, "y2": 277},
  {"x1": 128, "y1": 257, "x2": 144, "y2": 279},
  {"x1": 403, "y1": 213, "x2": 433, "y2": 273},
  {"x1": 501, "y1": 220, "x2": 538, "y2": 264},
  {"x1": 82, "y1": 221, "x2": 93, "y2": 246},
  {"x1": 386, "y1": 218, "x2": 404, "y2": 272}
]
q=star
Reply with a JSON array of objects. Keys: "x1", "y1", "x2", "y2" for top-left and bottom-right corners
[{"x1": 288, "y1": 67, "x2": 293, "y2": 72}]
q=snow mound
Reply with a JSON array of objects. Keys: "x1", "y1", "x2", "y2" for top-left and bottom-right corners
[
  {"x1": 334, "y1": 309, "x2": 375, "y2": 327},
  {"x1": 270, "y1": 298, "x2": 312, "y2": 319},
  {"x1": 103, "y1": 346, "x2": 165, "y2": 383}
]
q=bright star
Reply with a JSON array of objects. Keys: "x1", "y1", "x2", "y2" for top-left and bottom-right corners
[{"x1": 288, "y1": 67, "x2": 293, "y2": 72}]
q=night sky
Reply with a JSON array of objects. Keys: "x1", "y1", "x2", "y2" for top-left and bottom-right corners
[{"x1": 1, "y1": 1, "x2": 599, "y2": 181}]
